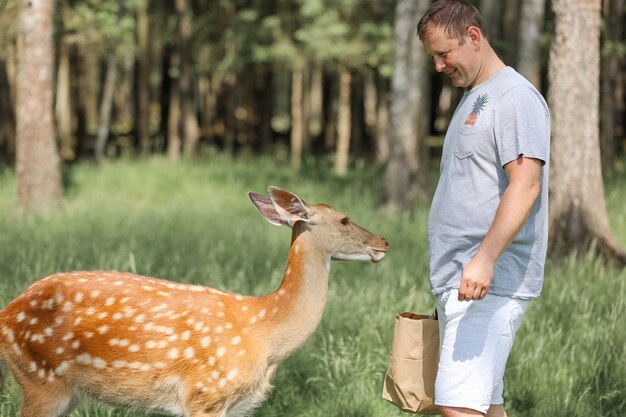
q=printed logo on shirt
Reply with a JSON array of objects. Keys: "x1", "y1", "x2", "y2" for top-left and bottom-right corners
[{"x1": 464, "y1": 93, "x2": 489, "y2": 125}]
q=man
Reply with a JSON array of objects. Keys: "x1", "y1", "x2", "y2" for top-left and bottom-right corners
[{"x1": 417, "y1": 1, "x2": 550, "y2": 417}]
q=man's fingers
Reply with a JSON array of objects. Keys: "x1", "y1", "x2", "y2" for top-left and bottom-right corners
[{"x1": 458, "y1": 281, "x2": 488, "y2": 301}]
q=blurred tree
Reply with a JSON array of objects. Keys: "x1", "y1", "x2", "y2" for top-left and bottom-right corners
[
  {"x1": 516, "y1": 0, "x2": 546, "y2": 89},
  {"x1": 548, "y1": 0, "x2": 626, "y2": 266},
  {"x1": 600, "y1": 0, "x2": 625, "y2": 169},
  {"x1": 16, "y1": 0, "x2": 62, "y2": 211},
  {"x1": 379, "y1": 0, "x2": 431, "y2": 210}
]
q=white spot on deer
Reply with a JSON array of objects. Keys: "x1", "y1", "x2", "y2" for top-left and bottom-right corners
[
  {"x1": 90, "y1": 290, "x2": 101, "y2": 298},
  {"x1": 12, "y1": 343, "x2": 22, "y2": 354},
  {"x1": 157, "y1": 291, "x2": 170, "y2": 297},
  {"x1": 29, "y1": 318, "x2": 38, "y2": 325},
  {"x1": 120, "y1": 297, "x2": 131, "y2": 304},
  {"x1": 208, "y1": 357, "x2": 216, "y2": 366},
  {"x1": 201, "y1": 336, "x2": 211, "y2": 348},
  {"x1": 114, "y1": 281, "x2": 124, "y2": 286},
  {"x1": 227, "y1": 369, "x2": 239, "y2": 381},
  {"x1": 134, "y1": 314, "x2": 146, "y2": 323},
  {"x1": 29, "y1": 300, "x2": 38, "y2": 307},
  {"x1": 241, "y1": 305, "x2": 249, "y2": 312},
  {"x1": 28, "y1": 362, "x2": 37, "y2": 372},
  {"x1": 84, "y1": 332, "x2": 94, "y2": 339},
  {"x1": 218, "y1": 379, "x2": 227, "y2": 388},
  {"x1": 62, "y1": 332, "x2": 74, "y2": 342},
  {"x1": 76, "y1": 353, "x2": 92, "y2": 365},
  {"x1": 93, "y1": 357, "x2": 107, "y2": 369},
  {"x1": 72, "y1": 340, "x2": 80, "y2": 349},
  {"x1": 216, "y1": 347, "x2": 226, "y2": 358},
  {"x1": 97, "y1": 312, "x2": 108, "y2": 319},
  {"x1": 184, "y1": 347, "x2": 195, "y2": 359},
  {"x1": 55, "y1": 361, "x2": 70, "y2": 375},
  {"x1": 56, "y1": 347, "x2": 65, "y2": 354},
  {"x1": 215, "y1": 326, "x2": 224, "y2": 334},
  {"x1": 1, "y1": 326, "x2": 15, "y2": 342},
  {"x1": 38, "y1": 369, "x2": 46, "y2": 379},
  {"x1": 112, "y1": 312, "x2": 123, "y2": 320},
  {"x1": 231, "y1": 336, "x2": 241, "y2": 345},
  {"x1": 129, "y1": 344, "x2": 141, "y2": 352},
  {"x1": 16, "y1": 312, "x2": 26, "y2": 323},
  {"x1": 97, "y1": 325, "x2": 110, "y2": 334},
  {"x1": 168, "y1": 348, "x2": 179, "y2": 359},
  {"x1": 113, "y1": 360, "x2": 128, "y2": 369},
  {"x1": 85, "y1": 307, "x2": 96, "y2": 316},
  {"x1": 74, "y1": 292, "x2": 84, "y2": 303},
  {"x1": 151, "y1": 303, "x2": 168, "y2": 312},
  {"x1": 105, "y1": 297, "x2": 115, "y2": 306},
  {"x1": 142, "y1": 285, "x2": 154, "y2": 291},
  {"x1": 193, "y1": 322, "x2": 204, "y2": 331},
  {"x1": 181, "y1": 330, "x2": 191, "y2": 341},
  {"x1": 74, "y1": 317, "x2": 83, "y2": 325}
]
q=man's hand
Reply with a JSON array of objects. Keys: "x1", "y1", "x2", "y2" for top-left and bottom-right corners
[{"x1": 458, "y1": 256, "x2": 494, "y2": 301}]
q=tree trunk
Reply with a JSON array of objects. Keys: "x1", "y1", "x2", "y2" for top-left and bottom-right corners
[
  {"x1": 16, "y1": 0, "x2": 62, "y2": 211},
  {"x1": 95, "y1": 52, "x2": 118, "y2": 162},
  {"x1": 0, "y1": 57, "x2": 16, "y2": 163},
  {"x1": 177, "y1": 0, "x2": 199, "y2": 157},
  {"x1": 290, "y1": 68, "x2": 304, "y2": 169},
  {"x1": 548, "y1": 0, "x2": 626, "y2": 266},
  {"x1": 56, "y1": 42, "x2": 74, "y2": 161},
  {"x1": 135, "y1": 0, "x2": 151, "y2": 154},
  {"x1": 600, "y1": 0, "x2": 625, "y2": 169},
  {"x1": 374, "y1": 74, "x2": 390, "y2": 165},
  {"x1": 516, "y1": 0, "x2": 546, "y2": 89},
  {"x1": 309, "y1": 65, "x2": 324, "y2": 140},
  {"x1": 167, "y1": 46, "x2": 182, "y2": 160},
  {"x1": 380, "y1": 0, "x2": 431, "y2": 210},
  {"x1": 334, "y1": 67, "x2": 351, "y2": 176}
]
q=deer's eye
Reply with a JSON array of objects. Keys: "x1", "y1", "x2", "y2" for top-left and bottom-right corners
[{"x1": 340, "y1": 217, "x2": 350, "y2": 226}]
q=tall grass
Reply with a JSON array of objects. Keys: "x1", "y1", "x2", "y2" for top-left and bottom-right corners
[{"x1": 0, "y1": 156, "x2": 624, "y2": 417}]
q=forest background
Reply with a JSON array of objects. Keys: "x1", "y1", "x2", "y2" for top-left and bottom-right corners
[{"x1": 0, "y1": 0, "x2": 625, "y2": 416}]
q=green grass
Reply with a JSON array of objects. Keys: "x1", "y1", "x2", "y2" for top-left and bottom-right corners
[{"x1": 0, "y1": 156, "x2": 624, "y2": 417}]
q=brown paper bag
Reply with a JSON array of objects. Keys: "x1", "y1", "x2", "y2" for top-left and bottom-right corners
[{"x1": 382, "y1": 312, "x2": 441, "y2": 415}]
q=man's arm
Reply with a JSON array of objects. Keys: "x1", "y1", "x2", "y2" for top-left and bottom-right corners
[{"x1": 458, "y1": 156, "x2": 543, "y2": 301}]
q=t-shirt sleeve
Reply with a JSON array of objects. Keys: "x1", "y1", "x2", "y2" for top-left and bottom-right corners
[{"x1": 494, "y1": 86, "x2": 550, "y2": 167}]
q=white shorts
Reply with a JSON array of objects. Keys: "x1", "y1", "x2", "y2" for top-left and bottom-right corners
[{"x1": 434, "y1": 289, "x2": 529, "y2": 414}]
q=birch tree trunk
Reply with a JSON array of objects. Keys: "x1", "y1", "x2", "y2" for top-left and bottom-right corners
[
  {"x1": 16, "y1": 0, "x2": 62, "y2": 211},
  {"x1": 548, "y1": 0, "x2": 626, "y2": 265}
]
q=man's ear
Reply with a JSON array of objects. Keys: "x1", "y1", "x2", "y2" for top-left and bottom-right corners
[{"x1": 467, "y1": 26, "x2": 482, "y2": 48}]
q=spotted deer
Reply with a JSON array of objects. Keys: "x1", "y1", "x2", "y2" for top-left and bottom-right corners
[{"x1": 0, "y1": 187, "x2": 388, "y2": 417}]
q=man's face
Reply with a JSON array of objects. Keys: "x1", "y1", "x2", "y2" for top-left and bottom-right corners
[{"x1": 422, "y1": 25, "x2": 479, "y2": 89}]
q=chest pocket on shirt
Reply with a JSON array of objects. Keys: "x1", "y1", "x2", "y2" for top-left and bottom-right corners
[{"x1": 453, "y1": 127, "x2": 478, "y2": 159}]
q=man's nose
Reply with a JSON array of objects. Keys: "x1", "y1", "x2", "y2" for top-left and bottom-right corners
[{"x1": 434, "y1": 57, "x2": 446, "y2": 72}]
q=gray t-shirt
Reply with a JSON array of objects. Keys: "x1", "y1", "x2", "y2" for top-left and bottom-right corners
[{"x1": 428, "y1": 67, "x2": 550, "y2": 299}]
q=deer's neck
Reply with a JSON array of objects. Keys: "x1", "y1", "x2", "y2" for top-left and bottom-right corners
[{"x1": 262, "y1": 227, "x2": 330, "y2": 363}]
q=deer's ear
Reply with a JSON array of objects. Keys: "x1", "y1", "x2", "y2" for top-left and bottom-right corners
[
  {"x1": 267, "y1": 187, "x2": 314, "y2": 226},
  {"x1": 248, "y1": 192, "x2": 287, "y2": 226}
]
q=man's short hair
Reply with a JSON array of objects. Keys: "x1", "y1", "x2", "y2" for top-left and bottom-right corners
[{"x1": 417, "y1": 0, "x2": 487, "y2": 43}]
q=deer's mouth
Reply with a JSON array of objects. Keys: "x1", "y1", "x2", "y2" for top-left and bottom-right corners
[{"x1": 369, "y1": 248, "x2": 387, "y2": 263}]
